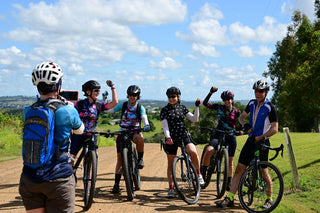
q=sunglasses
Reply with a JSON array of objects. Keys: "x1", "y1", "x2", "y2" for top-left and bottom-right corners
[
  {"x1": 255, "y1": 89, "x2": 265, "y2": 93},
  {"x1": 222, "y1": 98, "x2": 231, "y2": 101},
  {"x1": 168, "y1": 95, "x2": 177, "y2": 99},
  {"x1": 93, "y1": 89, "x2": 100, "y2": 92},
  {"x1": 129, "y1": 93, "x2": 138, "y2": 97}
]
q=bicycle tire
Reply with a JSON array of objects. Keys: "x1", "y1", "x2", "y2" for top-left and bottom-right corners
[
  {"x1": 83, "y1": 150, "x2": 97, "y2": 210},
  {"x1": 216, "y1": 148, "x2": 228, "y2": 199},
  {"x1": 122, "y1": 147, "x2": 134, "y2": 201},
  {"x1": 238, "y1": 161, "x2": 284, "y2": 213},
  {"x1": 132, "y1": 146, "x2": 141, "y2": 190},
  {"x1": 200, "y1": 144, "x2": 211, "y2": 189},
  {"x1": 172, "y1": 155, "x2": 200, "y2": 204}
]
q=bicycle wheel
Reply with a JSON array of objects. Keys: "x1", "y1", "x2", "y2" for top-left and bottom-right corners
[
  {"x1": 83, "y1": 150, "x2": 97, "y2": 210},
  {"x1": 121, "y1": 147, "x2": 134, "y2": 201},
  {"x1": 216, "y1": 148, "x2": 228, "y2": 199},
  {"x1": 132, "y1": 146, "x2": 141, "y2": 190},
  {"x1": 238, "y1": 161, "x2": 284, "y2": 213},
  {"x1": 172, "y1": 155, "x2": 200, "y2": 204}
]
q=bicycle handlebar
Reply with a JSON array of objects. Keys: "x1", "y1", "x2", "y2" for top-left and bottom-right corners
[
  {"x1": 200, "y1": 127, "x2": 242, "y2": 136},
  {"x1": 261, "y1": 143, "x2": 284, "y2": 161},
  {"x1": 84, "y1": 127, "x2": 145, "y2": 138}
]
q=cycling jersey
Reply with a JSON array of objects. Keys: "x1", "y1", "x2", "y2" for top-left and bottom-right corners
[
  {"x1": 22, "y1": 101, "x2": 82, "y2": 182},
  {"x1": 160, "y1": 103, "x2": 190, "y2": 140},
  {"x1": 206, "y1": 103, "x2": 241, "y2": 131},
  {"x1": 244, "y1": 99, "x2": 278, "y2": 137},
  {"x1": 113, "y1": 102, "x2": 147, "y2": 128},
  {"x1": 74, "y1": 98, "x2": 110, "y2": 131}
]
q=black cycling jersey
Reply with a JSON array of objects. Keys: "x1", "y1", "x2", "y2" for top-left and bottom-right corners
[{"x1": 160, "y1": 103, "x2": 189, "y2": 140}]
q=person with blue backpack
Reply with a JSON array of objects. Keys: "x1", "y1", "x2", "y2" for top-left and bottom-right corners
[
  {"x1": 19, "y1": 61, "x2": 84, "y2": 213},
  {"x1": 107, "y1": 85, "x2": 150, "y2": 194}
]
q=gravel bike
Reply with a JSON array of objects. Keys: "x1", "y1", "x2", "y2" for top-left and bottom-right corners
[
  {"x1": 161, "y1": 134, "x2": 200, "y2": 204},
  {"x1": 238, "y1": 139, "x2": 284, "y2": 213},
  {"x1": 118, "y1": 127, "x2": 145, "y2": 201},
  {"x1": 200, "y1": 127, "x2": 241, "y2": 198},
  {"x1": 72, "y1": 131, "x2": 101, "y2": 210}
]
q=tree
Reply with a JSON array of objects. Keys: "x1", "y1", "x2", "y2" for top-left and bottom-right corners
[{"x1": 264, "y1": 9, "x2": 320, "y2": 132}]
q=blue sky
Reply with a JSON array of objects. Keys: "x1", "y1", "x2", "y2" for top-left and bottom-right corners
[{"x1": 0, "y1": 0, "x2": 316, "y2": 101}]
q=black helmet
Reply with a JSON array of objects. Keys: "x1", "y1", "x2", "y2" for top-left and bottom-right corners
[
  {"x1": 166, "y1": 87, "x2": 181, "y2": 96},
  {"x1": 127, "y1": 85, "x2": 141, "y2": 99},
  {"x1": 253, "y1": 80, "x2": 270, "y2": 91},
  {"x1": 221, "y1": 90, "x2": 234, "y2": 100},
  {"x1": 82, "y1": 80, "x2": 101, "y2": 92}
]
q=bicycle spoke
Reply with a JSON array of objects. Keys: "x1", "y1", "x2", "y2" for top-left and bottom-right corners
[
  {"x1": 172, "y1": 156, "x2": 200, "y2": 204},
  {"x1": 238, "y1": 161, "x2": 284, "y2": 213}
]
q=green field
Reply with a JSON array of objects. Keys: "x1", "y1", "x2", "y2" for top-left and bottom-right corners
[{"x1": 0, "y1": 118, "x2": 319, "y2": 212}]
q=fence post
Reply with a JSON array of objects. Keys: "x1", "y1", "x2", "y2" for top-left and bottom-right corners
[{"x1": 283, "y1": 127, "x2": 300, "y2": 190}]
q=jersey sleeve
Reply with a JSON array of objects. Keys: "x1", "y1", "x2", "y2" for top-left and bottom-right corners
[
  {"x1": 268, "y1": 103, "x2": 278, "y2": 123},
  {"x1": 140, "y1": 105, "x2": 147, "y2": 116},
  {"x1": 112, "y1": 103, "x2": 123, "y2": 113}
]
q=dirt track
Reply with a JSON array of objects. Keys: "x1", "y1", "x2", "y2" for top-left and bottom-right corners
[{"x1": 0, "y1": 143, "x2": 245, "y2": 212}]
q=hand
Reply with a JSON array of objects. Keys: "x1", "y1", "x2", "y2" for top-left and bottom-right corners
[
  {"x1": 165, "y1": 138, "x2": 173, "y2": 145},
  {"x1": 102, "y1": 91, "x2": 108, "y2": 99},
  {"x1": 195, "y1": 98, "x2": 201, "y2": 107},
  {"x1": 210, "y1": 86, "x2": 218, "y2": 93},
  {"x1": 106, "y1": 80, "x2": 114, "y2": 87},
  {"x1": 143, "y1": 125, "x2": 150, "y2": 132},
  {"x1": 242, "y1": 123, "x2": 252, "y2": 133}
]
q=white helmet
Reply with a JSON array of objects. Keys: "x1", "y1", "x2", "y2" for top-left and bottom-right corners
[{"x1": 32, "y1": 61, "x2": 63, "y2": 86}]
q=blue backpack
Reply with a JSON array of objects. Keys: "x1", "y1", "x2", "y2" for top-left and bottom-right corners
[{"x1": 22, "y1": 99, "x2": 65, "y2": 169}]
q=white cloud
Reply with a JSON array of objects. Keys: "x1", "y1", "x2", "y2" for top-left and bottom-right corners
[
  {"x1": 192, "y1": 2, "x2": 224, "y2": 20},
  {"x1": 192, "y1": 43, "x2": 220, "y2": 57},
  {"x1": 234, "y1": 46, "x2": 254, "y2": 58},
  {"x1": 281, "y1": 0, "x2": 316, "y2": 20},
  {"x1": 203, "y1": 61, "x2": 220, "y2": 69},
  {"x1": 149, "y1": 57, "x2": 182, "y2": 69},
  {"x1": 230, "y1": 16, "x2": 287, "y2": 44},
  {"x1": 257, "y1": 45, "x2": 273, "y2": 56}
]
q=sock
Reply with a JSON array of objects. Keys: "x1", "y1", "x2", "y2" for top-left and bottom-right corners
[
  {"x1": 201, "y1": 165, "x2": 208, "y2": 173},
  {"x1": 196, "y1": 169, "x2": 201, "y2": 175},
  {"x1": 169, "y1": 185, "x2": 174, "y2": 190},
  {"x1": 227, "y1": 192, "x2": 235, "y2": 201},
  {"x1": 115, "y1": 173, "x2": 121, "y2": 185},
  {"x1": 138, "y1": 151, "x2": 144, "y2": 159}
]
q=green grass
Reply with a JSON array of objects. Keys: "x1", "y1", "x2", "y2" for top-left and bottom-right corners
[{"x1": 230, "y1": 132, "x2": 320, "y2": 213}]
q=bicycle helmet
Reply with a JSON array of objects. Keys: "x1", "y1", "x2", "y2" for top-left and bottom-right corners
[
  {"x1": 221, "y1": 90, "x2": 234, "y2": 100},
  {"x1": 82, "y1": 80, "x2": 101, "y2": 92},
  {"x1": 253, "y1": 80, "x2": 270, "y2": 91},
  {"x1": 32, "y1": 61, "x2": 63, "y2": 86},
  {"x1": 166, "y1": 87, "x2": 181, "y2": 96},
  {"x1": 127, "y1": 85, "x2": 141, "y2": 95}
]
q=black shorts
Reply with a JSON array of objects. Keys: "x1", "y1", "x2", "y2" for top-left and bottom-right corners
[
  {"x1": 164, "y1": 136, "x2": 192, "y2": 155},
  {"x1": 208, "y1": 133, "x2": 237, "y2": 157},
  {"x1": 238, "y1": 135, "x2": 270, "y2": 166}
]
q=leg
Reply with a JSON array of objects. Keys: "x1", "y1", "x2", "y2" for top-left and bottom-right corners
[
  {"x1": 185, "y1": 143, "x2": 200, "y2": 171},
  {"x1": 262, "y1": 168, "x2": 273, "y2": 197},
  {"x1": 167, "y1": 154, "x2": 176, "y2": 188},
  {"x1": 202, "y1": 145, "x2": 215, "y2": 167},
  {"x1": 133, "y1": 133, "x2": 145, "y2": 169}
]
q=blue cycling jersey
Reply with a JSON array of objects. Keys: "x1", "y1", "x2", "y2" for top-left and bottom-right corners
[
  {"x1": 245, "y1": 99, "x2": 278, "y2": 137},
  {"x1": 113, "y1": 102, "x2": 146, "y2": 128}
]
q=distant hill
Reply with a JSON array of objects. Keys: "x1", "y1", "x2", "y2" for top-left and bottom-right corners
[{"x1": 0, "y1": 96, "x2": 249, "y2": 111}]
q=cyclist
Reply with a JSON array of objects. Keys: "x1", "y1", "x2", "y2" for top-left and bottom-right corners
[
  {"x1": 216, "y1": 79, "x2": 278, "y2": 209},
  {"x1": 19, "y1": 61, "x2": 84, "y2": 213},
  {"x1": 160, "y1": 86, "x2": 204, "y2": 198},
  {"x1": 200, "y1": 87, "x2": 241, "y2": 190},
  {"x1": 107, "y1": 85, "x2": 150, "y2": 194},
  {"x1": 70, "y1": 80, "x2": 118, "y2": 165}
]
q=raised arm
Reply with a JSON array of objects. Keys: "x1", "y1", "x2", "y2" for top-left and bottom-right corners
[
  {"x1": 203, "y1": 86, "x2": 218, "y2": 106},
  {"x1": 106, "y1": 80, "x2": 118, "y2": 109}
]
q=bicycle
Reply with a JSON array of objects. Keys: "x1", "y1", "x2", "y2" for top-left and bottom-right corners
[
  {"x1": 238, "y1": 139, "x2": 284, "y2": 213},
  {"x1": 118, "y1": 126, "x2": 145, "y2": 201},
  {"x1": 161, "y1": 134, "x2": 200, "y2": 205},
  {"x1": 200, "y1": 127, "x2": 240, "y2": 198}
]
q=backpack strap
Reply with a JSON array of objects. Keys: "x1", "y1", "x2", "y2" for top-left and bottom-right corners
[{"x1": 120, "y1": 101, "x2": 142, "y2": 126}]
